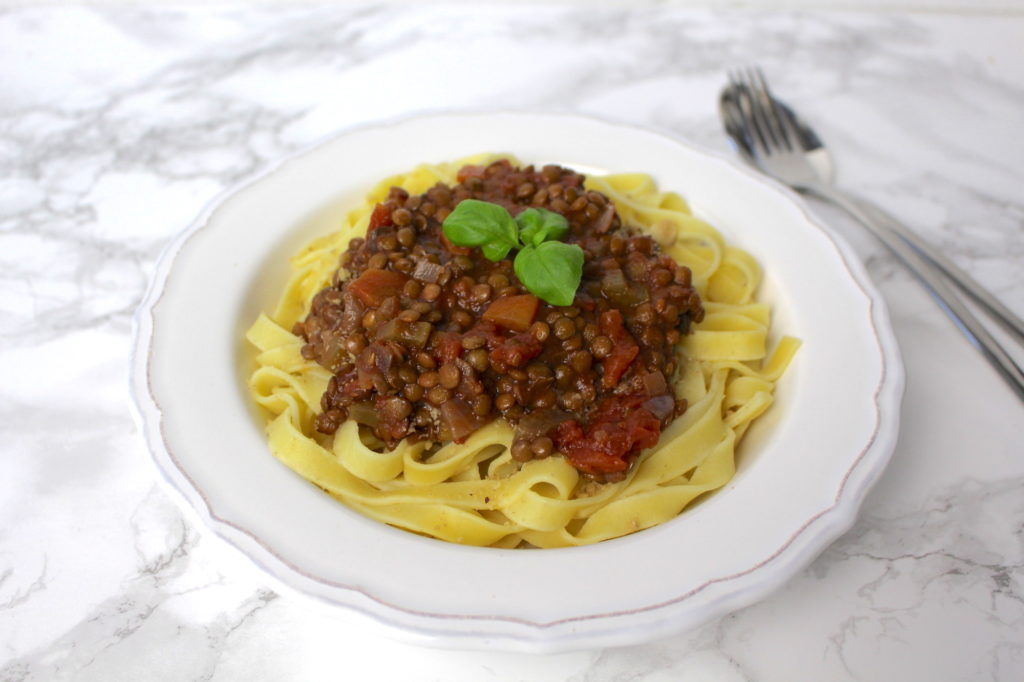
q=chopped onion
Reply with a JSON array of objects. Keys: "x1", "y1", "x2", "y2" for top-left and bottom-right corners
[
  {"x1": 339, "y1": 290, "x2": 364, "y2": 332},
  {"x1": 375, "y1": 319, "x2": 432, "y2": 347},
  {"x1": 348, "y1": 402, "x2": 379, "y2": 427},
  {"x1": 439, "y1": 400, "x2": 483, "y2": 443},
  {"x1": 642, "y1": 395, "x2": 675, "y2": 420},
  {"x1": 412, "y1": 260, "x2": 443, "y2": 283},
  {"x1": 370, "y1": 341, "x2": 402, "y2": 374},
  {"x1": 601, "y1": 269, "x2": 628, "y2": 295},
  {"x1": 518, "y1": 408, "x2": 571, "y2": 438},
  {"x1": 594, "y1": 203, "x2": 616, "y2": 233}
]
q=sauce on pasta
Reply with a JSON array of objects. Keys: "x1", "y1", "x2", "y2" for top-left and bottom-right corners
[
  {"x1": 246, "y1": 155, "x2": 799, "y2": 547},
  {"x1": 294, "y1": 160, "x2": 704, "y2": 481}
]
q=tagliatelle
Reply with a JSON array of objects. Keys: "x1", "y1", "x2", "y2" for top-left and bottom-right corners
[{"x1": 245, "y1": 155, "x2": 799, "y2": 548}]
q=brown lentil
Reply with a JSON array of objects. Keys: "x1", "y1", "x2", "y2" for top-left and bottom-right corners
[
  {"x1": 553, "y1": 317, "x2": 575, "y2": 340},
  {"x1": 472, "y1": 394, "x2": 492, "y2": 416},
  {"x1": 466, "y1": 348, "x2": 489, "y2": 372},
  {"x1": 569, "y1": 351, "x2": 593, "y2": 374},
  {"x1": 427, "y1": 386, "x2": 450, "y2": 405},
  {"x1": 531, "y1": 437, "x2": 554, "y2": 458},
  {"x1": 398, "y1": 366, "x2": 418, "y2": 385},
  {"x1": 392, "y1": 208, "x2": 412, "y2": 226},
  {"x1": 462, "y1": 334, "x2": 486, "y2": 350},
  {"x1": 417, "y1": 371, "x2": 439, "y2": 389},
  {"x1": 511, "y1": 439, "x2": 533, "y2": 462},
  {"x1": 421, "y1": 283, "x2": 441, "y2": 301},
  {"x1": 398, "y1": 309, "x2": 421, "y2": 322},
  {"x1": 439, "y1": 363, "x2": 460, "y2": 389}
]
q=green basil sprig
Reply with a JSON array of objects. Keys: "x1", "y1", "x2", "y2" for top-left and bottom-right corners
[{"x1": 442, "y1": 200, "x2": 583, "y2": 306}]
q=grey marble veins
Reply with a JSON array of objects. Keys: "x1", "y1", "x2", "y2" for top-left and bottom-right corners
[{"x1": 1, "y1": 5, "x2": 1022, "y2": 681}]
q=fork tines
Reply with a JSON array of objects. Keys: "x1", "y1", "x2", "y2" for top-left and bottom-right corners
[{"x1": 728, "y1": 67, "x2": 798, "y2": 153}]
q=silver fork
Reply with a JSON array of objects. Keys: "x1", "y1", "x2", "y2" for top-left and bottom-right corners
[{"x1": 721, "y1": 67, "x2": 1024, "y2": 402}]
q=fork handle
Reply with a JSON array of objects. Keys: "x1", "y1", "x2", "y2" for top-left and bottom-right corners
[
  {"x1": 851, "y1": 197, "x2": 1024, "y2": 343},
  {"x1": 805, "y1": 184, "x2": 1024, "y2": 402}
]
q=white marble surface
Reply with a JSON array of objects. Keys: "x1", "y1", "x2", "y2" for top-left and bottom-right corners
[{"x1": 2, "y1": 5, "x2": 1023, "y2": 681}]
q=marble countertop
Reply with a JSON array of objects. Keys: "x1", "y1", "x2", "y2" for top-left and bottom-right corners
[{"x1": 2, "y1": 5, "x2": 1023, "y2": 681}]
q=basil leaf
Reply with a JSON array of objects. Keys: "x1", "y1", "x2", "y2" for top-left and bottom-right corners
[
  {"x1": 516, "y1": 208, "x2": 569, "y2": 246},
  {"x1": 482, "y1": 240, "x2": 515, "y2": 261},
  {"x1": 442, "y1": 200, "x2": 519, "y2": 258},
  {"x1": 513, "y1": 241, "x2": 584, "y2": 307},
  {"x1": 442, "y1": 199, "x2": 583, "y2": 302}
]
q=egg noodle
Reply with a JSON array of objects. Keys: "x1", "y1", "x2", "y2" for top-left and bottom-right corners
[{"x1": 245, "y1": 155, "x2": 799, "y2": 548}]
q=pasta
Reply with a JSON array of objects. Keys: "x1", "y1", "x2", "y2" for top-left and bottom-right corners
[{"x1": 245, "y1": 155, "x2": 799, "y2": 548}]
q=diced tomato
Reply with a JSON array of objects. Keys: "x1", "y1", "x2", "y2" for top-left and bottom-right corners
[
  {"x1": 489, "y1": 333, "x2": 543, "y2": 369},
  {"x1": 368, "y1": 203, "x2": 393, "y2": 232},
  {"x1": 602, "y1": 343, "x2": 639, "y2": 389},
  {"x1": 599, "y1": 308, "x2": 628, "y2": 338},
  {"x1": 598, "y1": 309, "x2": 640, "y2": 388},
  {"x1": 482, "y1": 295, "x2": 539, "y2": 332},
  {"x1": 553, "y1": 395, "x2": 662, "y2": 475},
  {"x1": 554, "y1": 420, "x2": 626, "y2": 473},
  {"x1": 348, "y1": 269, "x2": 408, "y2": 307},
  {"x1": 431, "y1": 331, "x2": 464, "y2": 364},
  {"x1": 348, "y1": 269, "x2": 406, "y2": 307}
]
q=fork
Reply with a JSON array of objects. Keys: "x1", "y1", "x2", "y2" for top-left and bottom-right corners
[{"x1": 721, "y1": 67, "x2": 1024, "y2": 401}]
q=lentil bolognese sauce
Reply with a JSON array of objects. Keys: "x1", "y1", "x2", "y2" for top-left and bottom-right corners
[{"x1": 294, "y1": 160, "x2": 704, "y2": 481}]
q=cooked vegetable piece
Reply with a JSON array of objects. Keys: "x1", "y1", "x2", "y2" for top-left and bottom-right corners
[
  {"x1": 482, "y1": 294, "x2": 540, "y2": 332},
  {"x1": 368, "y1": 203, "x2": 392, "y2": 231},
  {"x1": 349, "y1": 269, "x2": 408, "y2": 306},
  {"x1": 348, "y1": 402, "x2": 379, "y2": 427},
  {"x1": 554, "y1": 395, "x2": 661, "y2": 475},
  {"x1": 598, "y1": 309, "x2": 640, "y2": 388},
  {"x1": 374, "y1": 319, "x2": 432, "y2": 347},
  {"x1": 439, "y1": 399, "x2": 484, "y2": 443}
]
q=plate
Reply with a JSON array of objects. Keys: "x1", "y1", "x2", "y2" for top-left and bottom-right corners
[{"x1": 130, "y1": 112, "x2": 903, "y2": 652}]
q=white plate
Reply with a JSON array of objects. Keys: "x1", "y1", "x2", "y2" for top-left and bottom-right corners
[{"x1": 130, "y1": 112, "x2": 903, "y2": 653}]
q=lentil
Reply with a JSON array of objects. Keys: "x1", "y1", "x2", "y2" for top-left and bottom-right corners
[{"x1": 439, "y1": 363, "x2": 460, "y2": 389}]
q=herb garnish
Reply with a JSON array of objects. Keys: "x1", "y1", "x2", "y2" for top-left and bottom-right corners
[{"x1": 442, "y1": 200, "x2": 584, "y2": 306}]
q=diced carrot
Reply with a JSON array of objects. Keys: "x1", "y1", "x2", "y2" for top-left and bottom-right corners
[
  {"x1": 348, "y1": 269, "x2": 408, "y2": 306},
  {"x1": 482, "y1": 294, "x2": 540, "y2": 332}
]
